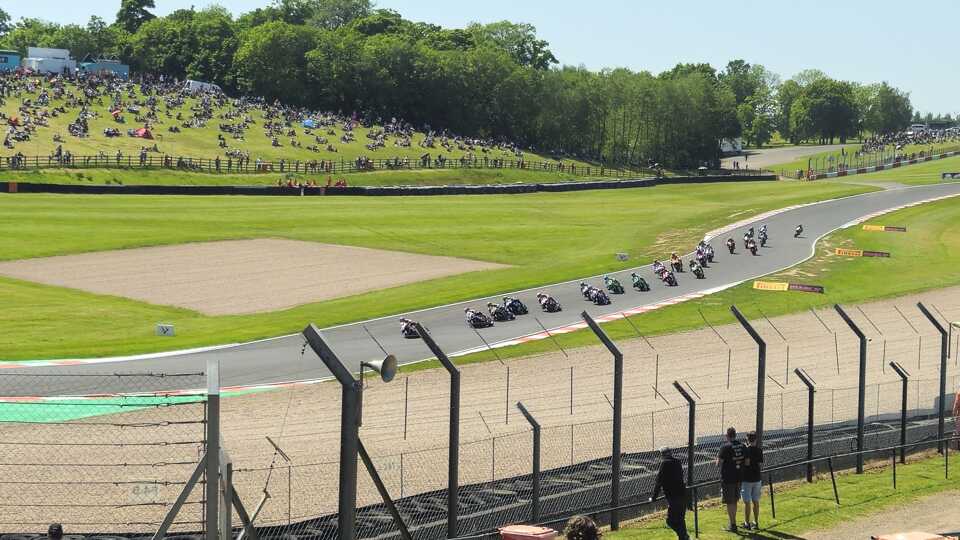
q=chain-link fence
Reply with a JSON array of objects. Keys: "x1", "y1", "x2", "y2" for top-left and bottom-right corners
[{"x1": 0, "y1": 371, "x2": 207, "y2": 535}]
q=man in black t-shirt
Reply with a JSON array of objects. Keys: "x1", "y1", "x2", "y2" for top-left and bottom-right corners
[
  {"x1": 740, "y1": 431, "x2": 764, "y2": 530},
  {"x1": 716, "y1": 427, "x2": 746, "y2": 532},
  {"x1": 650, "y1": 447, "x2": 689, "y2": 540}
]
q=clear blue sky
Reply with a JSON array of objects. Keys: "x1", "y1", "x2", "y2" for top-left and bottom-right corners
[{"x1": 6, "y1": 0, "x2": 957, "y2": 115}]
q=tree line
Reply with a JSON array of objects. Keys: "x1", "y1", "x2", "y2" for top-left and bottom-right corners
[{"x1": 0, "y1": 1, "x2": 932, "y2": 167}]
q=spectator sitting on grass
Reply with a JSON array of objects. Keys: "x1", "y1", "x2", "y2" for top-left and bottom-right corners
[{"x1": 563, "y1": 515, "x2": 600, "y2": 540}]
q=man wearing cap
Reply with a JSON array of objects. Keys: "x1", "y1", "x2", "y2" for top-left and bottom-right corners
[
  {"x1": 650, "y1": 446, "x2": 689, "y2": 540},
  {"x1": 716, "y1": 427, "x2": 746, "y2": 533}
]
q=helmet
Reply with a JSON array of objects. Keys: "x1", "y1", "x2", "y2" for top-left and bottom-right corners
[{"x1": 464, "y1": 307, "x2": 470, "y2": 313}]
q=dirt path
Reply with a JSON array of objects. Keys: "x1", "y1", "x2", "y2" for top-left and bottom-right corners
[{"x1": 802, "y1": 491, "x2": 960, "y2": 539}]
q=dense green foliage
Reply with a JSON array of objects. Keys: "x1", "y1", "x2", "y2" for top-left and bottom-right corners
[{"x1": 0, "y1": 1, "x2": 926, "y2": 164}]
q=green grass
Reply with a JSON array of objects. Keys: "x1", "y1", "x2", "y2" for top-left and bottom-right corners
[
  {"x1": 0, "y1": 165, "x2": 613, "y2": 187},
  {"x1": 768, "y1": 142, "x2": 957, "y2": 177},
  {"x1": 0, "y1": 180, "x2": 870, "y2": 360},
  {"x1": 2, "y1": 82, "x2": 600, "y2": 185},
  {"x1": 441, "y1": 193, "x2": 960, "y2": 369},
  {"x1": 611, "y1": 451, "x2": 957, "y2": 540},
  {"x1": 833, "y1": 153, "x2": 960, "y2": 186}
]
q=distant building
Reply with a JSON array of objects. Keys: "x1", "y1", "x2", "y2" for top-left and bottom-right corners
[
  {"x1": 720, "y1": 137, "x2": 743, "y2": 154},
  {"x1": 80, "y1": 59, "x2": 130, "y2": 78},
  {"x1": 0, "y1": 50, "x2": 21, "y2": 71},
  {"x1": 23, "y1": 47, "x2": 77, "y2": 74}
]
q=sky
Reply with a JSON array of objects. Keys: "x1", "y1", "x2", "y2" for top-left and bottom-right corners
[{"x1": 4, "y1": 0, "x2": 957, "y2": 115}]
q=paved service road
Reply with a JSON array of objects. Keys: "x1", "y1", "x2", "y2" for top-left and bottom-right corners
[
  {"x1": 721, "y1": 144, "x2": 842, "y2": 170},
  {"x1": 5, "y1": 182, "x2": 960, "y2": 396}
]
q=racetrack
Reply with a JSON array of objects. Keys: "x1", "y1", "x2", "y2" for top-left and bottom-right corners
[
  {"x1": 4, "y1": 181, "x2": 960, "y2": 395},
  {"x1": 720, "y1": 144, "x2": 842, "y2": 169}
]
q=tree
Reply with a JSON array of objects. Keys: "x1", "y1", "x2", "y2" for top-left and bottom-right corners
[
  {"x1": 468, "y1": 21, "x2": 557, "y2": 70},
  {"x1": 775, "y1": 79, "x2": 802, "y2": 142},
  {"x1": 233, "y1": 21, "x2": 320, "y2": 103},
  {"x1": 0, "y1": 8, "x2": 12, "y2": 36},
  {"x1": 738, "y1": 85, "x2": 776, "y2": 148},
  {"x1": 116, "y1": 0, "x2": 156, "y2": 33},
  {"x1": 307, "y1": 0, "x2": 373, "y2": 29},
  {"x1": 862, "y1": 82, "x2": 912, "y2": 134}
]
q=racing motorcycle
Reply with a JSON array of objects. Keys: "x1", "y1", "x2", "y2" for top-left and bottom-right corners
[
  {"x1": 705, "y1": 244, "x2": 715, "y2": 263},
  {"x1": 487, "y1": 302, "x2": 515, "y2": 322},
  {"x1": 726, "y1": 238, "x2": 736, "y2": 254},
  {"x1": 748, "y1": 239, "x2": 758, "y2": 256},
  {"x1": 670, "y1": 256, "x2": 684, "y2": 273},
  {"x1": 580, "y1": 282, "x2": 593, "y2": 300},
  {"x1": 464, "y1": 308, "x2": 494, "y2": 328},
  {"x1": 794, "y1": 224, "x2": 804, "y2": 238},
  {"x1": 399, "y1": 318, "x2": 420, "y2": 339},
  {"x1": 661, "y1": 270, "x2": 678, "y2": 287},
  {"x1": 604, "y1": 275, "x2": 625, "y2": 294},
  {"x1": 631, "y1": 272, "x2": 650, "y2": 292},
  {"x1": 503, "y1": 296, "x2": 528, "y2": 316},
  {"x1": 537, "y1": 293, "x2": 562, "y2": 313},
  {"x1": 759, "y1": 230, "x2": 768, "y2": 247},
  {"x1": 689, "y1": 260, "x2": 705, "y2": 279},
  {"x1": 590, "y1": 288, "x2": 611, "y2": 305}
]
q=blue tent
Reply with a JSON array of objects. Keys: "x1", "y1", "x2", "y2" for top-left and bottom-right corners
[{"x1": 302, "y1": 119, "x2": 317, "y2": 129}]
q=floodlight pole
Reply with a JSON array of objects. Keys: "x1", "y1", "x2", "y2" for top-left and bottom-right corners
[
  {"x1": 917, "y1": 302, "x2": 949, "y2": 452},
  {"x1": 582, "y1": 311, "x2": 623, "y2": 530},
  {"x1": 835, "y1": 304, "x2": 867, "y2": 473},
  {"x1": 794, "y1": 368, "x2": 816, "y2": 482},
  {"x1": 890, "y1": 362, "x2": 910, "y2": 464},
  {"x1": 303, "y1": 324, "x2": 364, "y2": 540},
  {"x1": 414, "y1": 322, "x2": 460, "y2": 537},
  {"x1": 731, "y1": 306, "x2": 766, "y2": 443}
]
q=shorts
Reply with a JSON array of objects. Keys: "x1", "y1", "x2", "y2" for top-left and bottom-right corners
[
  {"x1": 741, "y1": 481, "x2": 762, "y2": 503},
  {"x1": 721, "y1": 482, "x2": 740, "y2": 504}
]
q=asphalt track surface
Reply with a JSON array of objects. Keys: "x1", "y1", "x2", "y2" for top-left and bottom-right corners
[
  {"x1": 720, "y1": 144, "x2": 840, "y2": 169},
  {"x1": 8, "y1": 182, "x2": 960, "y2": 396}
]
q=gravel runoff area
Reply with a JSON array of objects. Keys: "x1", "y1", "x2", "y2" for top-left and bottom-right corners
[
  {"x1": 3, "y1": 286, "x2": 959, "y2": 534},
  {"x1": 0, "y1": 238, "x2": 507, "y2": 315},
  {"x1": 802, "y1": 491, "x2": 960, "y2": 540}
]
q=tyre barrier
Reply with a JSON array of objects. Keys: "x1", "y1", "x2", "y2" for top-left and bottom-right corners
[{"x1": 1, "y1": 175, "x2": 775, "y2": 197}]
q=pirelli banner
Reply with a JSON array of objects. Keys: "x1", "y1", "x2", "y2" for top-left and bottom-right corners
[
  {"x1": 835, "y1": 248, "x2": 891, "y2": 258},
  {"x1": 863, "y1": 224, "x2": 907, "y2": 232},
  {"x1": 753, "y1": 281, "x2": 825, "y2": 294}
]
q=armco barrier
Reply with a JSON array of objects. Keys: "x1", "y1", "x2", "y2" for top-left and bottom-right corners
[{"x1": 1, "y1": 174, "x2": 775, "y2": 197}]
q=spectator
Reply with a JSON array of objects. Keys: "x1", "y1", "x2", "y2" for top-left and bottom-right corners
[
  {"x1": 716, "y1": 426, "x2": 746, "y2": 532},
  {"x1": 48, "y1": 524, "x2": 63, "y2": 540},
  {"x1": 650, "y1": 446, "x2": 689, "y2": 540},
  {"x1": 740, "y1": 431, "x2": 764, "y2": 530},
  {"x1": 563, "y1": 515, "x2": 600, "y2": 540}
]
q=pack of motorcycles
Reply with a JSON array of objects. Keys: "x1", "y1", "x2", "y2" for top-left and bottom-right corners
[{"x1": 401, "y1": 224, "x2": 802, "y2": 335}]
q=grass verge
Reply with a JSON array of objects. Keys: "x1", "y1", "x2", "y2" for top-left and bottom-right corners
[
  {"x1": 610, "y1": 450, "x2": 957, "y2": 540},
  {"x1": 0, "y1": 180, "x2": 870, "y2": 360}
]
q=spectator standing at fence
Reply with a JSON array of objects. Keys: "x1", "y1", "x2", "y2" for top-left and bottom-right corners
[
  {"x1": 563, "y1": 515, "x2": 600, "y2": 540},
  {"x1": 740, "y1": 431, "x2": 764, "y2": 530},
  {"x1": 650, "y1": 446, "x2": 689, "y2": 540},
  {"x1": 716, "y1": 426, "x2": 746, "y2": 533}
]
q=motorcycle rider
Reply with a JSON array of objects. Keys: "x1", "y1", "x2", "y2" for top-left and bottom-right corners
[
  {"x1": 487, "y1": 301, "x2": 512, "y2": 320},
  {"x1": 726, "y1": 238, "x2": 736, "y2": 254},
  {"x1": 536, "y1": 292, "x2": 560, "y2": 311},
  {"x1": 747, "y1": 237, "x2": 758, "y2": 255},
  {"x1": 705, "y1": 243, "x2": 715, "y2": 262},
  {"x1": 653, "y1": 259, "x2": 666, "y2": 276},
  {"x1": 503, "y1": 296, "x2": 526, "y2": 314},
  {"x1": 631, "y1": 272, "x2": 650, "y2": 291},
  {"x1": 464, "y1": 307, "x2": 481, "y2": 324},
  {"x1": 604, "y1": 275, "x2": 623, "y2": 291},
  {"x1": 689, "y1": 258, "x2": 704, "y2": 277},
  {"x1": 670, "y1": 252, "x2": 683, "y2": 272},
  {"x1": 795, "y1": 224, "x2": 804, "y2": 238},
  {"x1": 743, "y1": 232, "x2": 752, "y2": 249}
]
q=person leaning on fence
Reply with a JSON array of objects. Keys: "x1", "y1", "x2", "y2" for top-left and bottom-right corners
[
  {"x1": 740, "y1": 431, "x2": 764, "y2": 530},
  {"x1": 650, "y1": 446, "x2": 689, "y2": 540},
  {"x1": 716, "y1": 426, "x2": 746, "y2": 533},
  {"x1": 563, "y1": 515, "x2": 601, "y2": 540}
]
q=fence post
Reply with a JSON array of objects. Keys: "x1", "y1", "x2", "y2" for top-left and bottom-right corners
[
  {"x1": 917, "y1": 302, "x2": 949, "y2": 453},
  {"x1": 794, "y1": 368, "x2": 816, "y2": 482},
  {"x1": 582, "y1": 311, "x2": 623, "y2": 530},
  {"x1": 672, "y1": 381, "x2": 696, "y2": 496},
  {"x1": 414, "y1": 323, "x2": 460, "y2": 537},
  {"x1": 358, "y1": 439, "x2": 413, "y2": 540},
  {"x1": 835, "y1": 304, "x2": 867, "y2": 473},
  {"x1": 205, "y1": 359, "x2": 221, "y2": 540},
  {"x1": 731, "y1": 306, "x2": 767, "y2": 442},
  {"x1": 516, "y1": 402, "x2": 541, "y2": 522},
  {"x1": 890, "y1": 362, "x2": 910, "y2": 463}
]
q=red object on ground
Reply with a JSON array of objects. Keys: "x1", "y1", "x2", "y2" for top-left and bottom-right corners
[{"x1": 498, "y1": 525, "x2": 557, "y2": 540}]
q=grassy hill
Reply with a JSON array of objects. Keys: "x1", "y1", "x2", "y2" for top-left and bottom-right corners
[{"x1": 0, "y1": 79, "x2": 614, "y2": 186}]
